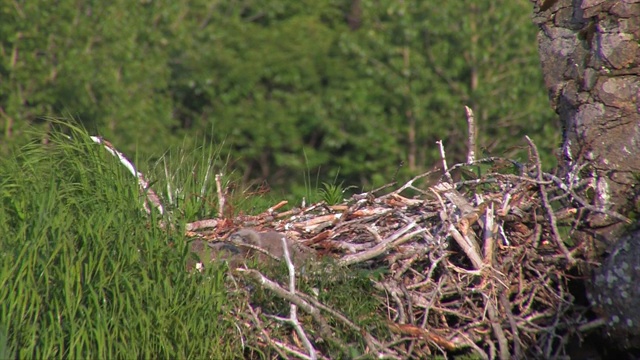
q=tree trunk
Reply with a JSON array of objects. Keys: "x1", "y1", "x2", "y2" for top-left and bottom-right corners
[{"x1": 531, "y1": 0, "x2": 640, "y2": 348}]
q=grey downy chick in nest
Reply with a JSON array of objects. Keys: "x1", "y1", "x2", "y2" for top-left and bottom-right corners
[
  {"x1": 186, "y1": 239, "x2": 244, "y2": 271},
  {"x1": 229, "y1": 228, "x2": 316, "y2": 269}
]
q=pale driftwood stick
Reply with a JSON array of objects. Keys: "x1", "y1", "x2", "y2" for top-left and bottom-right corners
[
  {"x1": 270, "y1": 339, "x2": 314, "y2": 360},
  {"x1": 432, "y1": 182, "x2": 475, "y2": 217},
  {"x1": 436, "y1": 140, "x2": 454, "y2": 183},
  {"x1": 465, "y1": 106, "x2": 476, "y2": 164},
  {"x1": 448, "y1": 225, "x2": 484, "y2": 270},
  {"x1": 281, "y1": 236, "x2": 317, "y2": 360},
  {"x1": 293, "y1": 214, "x2": 341, "y2": 233},
  {"x1": 429, "y1": 187, "x2": 449, "y2": 222},
  {"x1": 215, "y1": 173, "x2": 225, "y2": 217},
  {"x1": 483, "y1": 202, "x2": 495, "y2": 266},
  {"x1": 497, "y1": 192, "x2": 511, "y2": 217},
  {"x1": 274, "y1": 204, "x2": 320, "y2": 218},
  {"x1": 338, "y1": 223, "x2": 424, "y2": 266},
  {"x1": 238, "y1": 269, "x2": 334, "y2": 340},
  {"x1": 266, "y1": 200, "x2": 288, "y2": 214},
  {"x1": 364, "y1": 225, "x2": 385, "y2": 243},
  {"x1": 232, "y1": 241, "x2": 282, "y2": 262},
  {"x1": 386, "y1": 193, "x2": 425, "y2": 206},
  {"x1": 577, "y1": 318, "x2": 606, "y2": 332},
  {"x1": 185, "y1": 219, "x2": 219, "y2": 231},
  {"x1": 90, "y1": 136, "x2": 165, "y2": 215},
  {"x1": 524, "y1": 136, "x2": 574, "y2": 264},
  {"x1": 319, "y1": 240, "x2": 370, "y2": 253}
]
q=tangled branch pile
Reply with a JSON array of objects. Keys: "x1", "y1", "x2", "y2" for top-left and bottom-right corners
[
  {"x1": 182, "y1": 144, "x2": 624, "y2": 360},
  {"x1": 95, "y1": 133, "x2": 628, "y2": 359}
]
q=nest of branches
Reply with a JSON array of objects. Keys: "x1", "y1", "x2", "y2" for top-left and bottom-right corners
[
  {"x1": 178, "y1": 139, "x2": 629, "y2": 360},
  {"x1": 92, "y1": 117, "x2": 629, "y2": 359}
]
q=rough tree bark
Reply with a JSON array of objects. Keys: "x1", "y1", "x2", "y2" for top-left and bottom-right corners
[{"x1": 530, "y1": 0, "x2": 640, "y2": 348}]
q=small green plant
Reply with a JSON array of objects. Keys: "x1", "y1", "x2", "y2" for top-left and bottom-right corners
[{"x1": 319, "y1": 181, "x2": 346, "y2": 205}]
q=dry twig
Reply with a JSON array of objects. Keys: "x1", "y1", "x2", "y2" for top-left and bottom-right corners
[{"x1": 525, "y1": 136, "x2": 574, "y2": 264}]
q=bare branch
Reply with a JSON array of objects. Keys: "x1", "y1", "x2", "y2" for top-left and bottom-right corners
[
  {"x1": 215, "y1": 173, "x2": 225, "y2": 217},
  {"x1": 281, "y1": 235, "x2": 317, "y2": 360},
  {"x1": 465, "y1": 106, "x2": 477, "y2": 164},
  {"x1": 525, "y1": 136, "x2": 574, "y2": 264},
  {"x1": 437, "y1": 140, "x2": 454, "y2": 183},
  {"x1": 90, "y1": 136, "x2": 165, "y2": 216}
]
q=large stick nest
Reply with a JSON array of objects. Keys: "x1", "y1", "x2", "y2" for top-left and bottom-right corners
[
  {"x1": 182, "y1": 148, "x2": 623, "y2": 360},
  {"x1": 95, "y1": 134, "x2": 625, "y2": 359}
]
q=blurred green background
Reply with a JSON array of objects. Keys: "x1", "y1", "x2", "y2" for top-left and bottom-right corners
[{"x1": 0, "y1": 0, "x2": 558, "y2": 194}]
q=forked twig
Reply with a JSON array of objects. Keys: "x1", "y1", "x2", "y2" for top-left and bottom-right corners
[
  {"x1": 281, "y1": 235, "x2": 317, "y2": 360},
  {"x1": 525, "y1": 136, "x2": 574, "y2": 264}
]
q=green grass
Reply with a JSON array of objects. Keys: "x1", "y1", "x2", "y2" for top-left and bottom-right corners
[
  {"x1": 0, "y1": 126, "x2": 238, "y2": 358},
  {"x1": 148, "y1": 137, "x2": 226, "y2": 220},
  {"x1": 0, "y1": 124, "x2": 397, "y2": 359}
]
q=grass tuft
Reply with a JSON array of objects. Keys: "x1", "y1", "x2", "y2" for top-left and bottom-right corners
[{"x1": 0, "y1": 125, "x2": 237, "y2": 358}]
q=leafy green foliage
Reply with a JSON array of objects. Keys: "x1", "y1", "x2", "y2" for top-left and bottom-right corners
[
  {"x1": 0, "y1": 0, "x2": 558, "y2": 198},
  {"x1": 0, "y1": 128, "x2": 237, "y2": 358},
  {"x1": 319, "y1": 181, "x2": 345, "y2": 205}
]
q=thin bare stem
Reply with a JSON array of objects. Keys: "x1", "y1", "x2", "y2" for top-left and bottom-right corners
[
  {"x1": 437, "y1": 140, "x2": 454, "y2": 183},
  {"x1": 465, "y1": 106, "x2": 476, "y2": 164},
  {"x1": 281, "y1": 235, "x2": 317, "y2": 360},
  {"x1": 215, "y1": 173, "x2": 225, "y2": 217},
  {"x1": 525, "y1": 136, "x2": 574, "y2": 264}
]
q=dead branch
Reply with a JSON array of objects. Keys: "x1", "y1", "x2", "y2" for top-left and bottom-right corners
[
  {"x1": 525, "y1": 136, "x2": 574, "y2": 264},
  {"x1": 90, "y1": 136, "x2": 165, "y2": 216}
]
